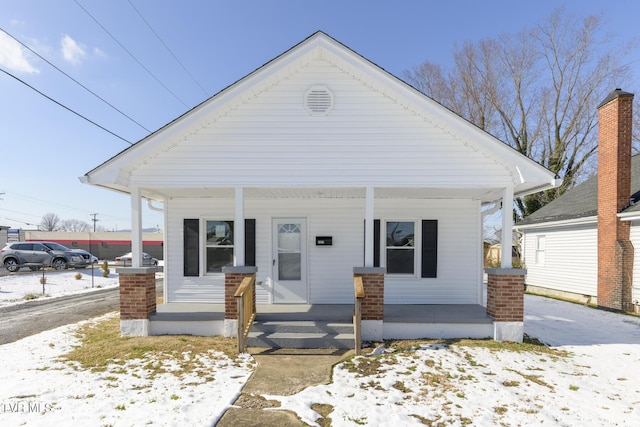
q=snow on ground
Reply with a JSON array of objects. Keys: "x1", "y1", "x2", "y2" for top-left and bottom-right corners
[
  {"x1": 267, "y1": 296, "x2": 640, "y2": 426},
  {"x1": 0, "y1": 313, "x2": 254, "y2": 426},
  {"x1": 0, "y1": 268, "x2": 119, "y2": 307},
  {"x1": 1, "y1": 272, "x2": 640, "y2": 426}
]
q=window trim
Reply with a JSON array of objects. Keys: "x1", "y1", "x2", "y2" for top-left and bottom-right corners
[
  {"x1": 383, "y1": 219, "x2": 419, "y2": 277},
  {"x1": 203, "y1": 219, "x2": 235, "y2": 275},
  {"x1": 184, "y1": 218, "x2": 256, "y2": 278},
  {"x1": 535, "y1": 235, "x2": 546, "y2": 266}
]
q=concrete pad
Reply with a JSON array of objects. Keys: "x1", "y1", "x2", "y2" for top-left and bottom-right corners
[
  {"x1": 217, "y1": 348, "x2": 352, "y2": 426},
  {"x1": 244, "y1": 348, "x2": 352, "y2": 395}
]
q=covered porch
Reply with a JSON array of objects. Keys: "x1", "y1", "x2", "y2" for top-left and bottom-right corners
[
  {"x1": 116, "y1": 184, "x2": 530, "y2": 350},
  {"x1": 119, "y1": 264, "x2": 523, "y2": 354},
  {"x1": 148, "y1": 302, "x2": 495, "y2": 349}
]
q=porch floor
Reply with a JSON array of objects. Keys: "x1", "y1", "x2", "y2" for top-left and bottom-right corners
[{"x1": 152, "y1": 303, "x2": 493, "y2": 324}]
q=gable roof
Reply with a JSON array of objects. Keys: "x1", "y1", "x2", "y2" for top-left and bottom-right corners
[
  {"x1": 82, "y1": 31, "x2": 557, "y2": 202},
  {"x1": 517, "y1": 154, "x2": 640, "y2": 227}
]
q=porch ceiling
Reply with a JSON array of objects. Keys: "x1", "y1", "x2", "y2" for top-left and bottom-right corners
[{"x1": 141, "y1": 186, "x2": 505, "y2": 202}]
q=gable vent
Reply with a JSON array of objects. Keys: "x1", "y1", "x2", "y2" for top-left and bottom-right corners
[{"x1": 305, "y1": 85, "x2": 333, "y2": 116}]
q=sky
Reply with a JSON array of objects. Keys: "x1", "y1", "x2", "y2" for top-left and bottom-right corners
[
  {"x1": 1, "y1": 272, "x2": 639, "y2": 425},
  {"x1": 1, "y1": 0, "x2": 639, "y2": 232}
]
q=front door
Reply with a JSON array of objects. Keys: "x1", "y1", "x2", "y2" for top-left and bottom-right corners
[{"x1": 272, "y1": 218, "x2": 307, "y2": 303}]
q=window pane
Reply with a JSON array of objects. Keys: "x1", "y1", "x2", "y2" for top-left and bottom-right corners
[
  {"x1": 206, "y1": 221, "x2": 234, "y2": 245},
  {"x1": 278, "y1": 223, "x2": 302, "y2": 280},
  {"x1": 206, "y1": 247, "x2": 234, "y2": 273},
  {"x1": 387, "y1": 248, "x2": 414, "y2": 274},
  {"x1": 279, "y1": 253, "x2": 301, "y2": 280},
  {"x1": 386, "y1": 222, "x2": 414, "y2": 247}
]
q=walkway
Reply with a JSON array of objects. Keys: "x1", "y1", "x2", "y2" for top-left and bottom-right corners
[{"x1": 217, "y1": 348, "x2": 352, "y2": 426}]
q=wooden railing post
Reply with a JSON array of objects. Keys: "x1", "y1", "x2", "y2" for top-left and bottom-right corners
[
  {"x1": 234, "y1": 274, "x2": 256, "y2": 353},
  {"x1": 353, "y1": 275, "x2": 365, "y2": 355}
]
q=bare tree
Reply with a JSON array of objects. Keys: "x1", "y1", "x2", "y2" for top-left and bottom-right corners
[
  {"x1": 404, "y1": 9, "x2": 635, "y2": 218},
  {"x1": 59, "y1": 219, "x2": 91, "y2": 232},
  {"x1": 40, "y1": 213, "x2": 60, "y2": 231}
]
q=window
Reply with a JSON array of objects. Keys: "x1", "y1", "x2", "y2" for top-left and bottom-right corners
[
  {"x1": 386, "y1": 221, "x2": 415, "y2": 274},
  {"x1": 535, "y1": 235, "x2": 546, "y2": 266},
  {"x1": 184, "y1": 219, "x2": 255, "y2": 277},
  {"x1": 206, "y1": 220, "x2": 234, "y2": 273},
  {"x1": 370, "y1": 219, "x2": 437, "y2": 278}
]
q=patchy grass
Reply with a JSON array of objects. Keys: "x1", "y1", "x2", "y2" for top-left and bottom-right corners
[
  {"x1": 494, "y1": 405, "x2": 508, "y2": 415},
  {"x1": 343, "y1": 357, "x2": 383, "y2": 377},
  {"x1": 312, "y1": 403, "x2": 334, "y2": 426},
  {"x1": 392, "y1": 380, "x2": 413, "y2": 394},
  {"x1": 60, "y1": 315, "x2": 239, "y2": 375},
  {"x1": 383, "y1": 336, "x2": 570, "y2": 358},
  {"x1": 506, "y1": 368, "x2": 554, "y2": 390}
]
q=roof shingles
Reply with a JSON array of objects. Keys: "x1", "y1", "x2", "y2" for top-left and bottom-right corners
[{"x1": 517, "y1": 154, "x2": 640, "y2": 225}]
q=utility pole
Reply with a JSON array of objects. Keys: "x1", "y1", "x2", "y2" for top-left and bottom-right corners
[{"x1": 90, "y1": 213, "x2": 99, "y2": 232}]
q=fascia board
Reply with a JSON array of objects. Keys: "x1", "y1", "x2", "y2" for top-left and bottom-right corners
[
  {"x1": 515, "y1": 216, "x2": 597, "y2": 230},
  {"x1": 618, "y1": 211, "x2": 640, "y2": 222}
]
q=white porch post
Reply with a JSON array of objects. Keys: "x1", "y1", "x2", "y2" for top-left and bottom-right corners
[
  {"x1": 501, "y1": 186, "x2": 514, "y2": 269},
  {"x1": 364, "y1": 186, "x2": 374, "y2": 267},
  {"x1": 131, "y1": 187, "x2": 143, "y2": 267},
  {"x1": 235, "y1": 186, "x2": 245, "y2": 266}
]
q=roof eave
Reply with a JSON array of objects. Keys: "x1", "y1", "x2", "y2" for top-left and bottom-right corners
[{"x1": 515, "y1": 215, "x2": 598, "y2": 230}]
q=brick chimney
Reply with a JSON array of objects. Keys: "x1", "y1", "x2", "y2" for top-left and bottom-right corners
[{"x1": 597, "y1": 88, "x2": 634, "y2": 312}]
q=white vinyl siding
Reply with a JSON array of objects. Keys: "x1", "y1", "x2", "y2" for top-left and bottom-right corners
[
  {"x1": 379, "y1": 199, "x2": 481, "y2": 304},
  {"x1": 127, "y1": 59, "x2": 516, "y2": 191},
  {"x1": 522, "y1": 223, "x2": 597, "y2": 297},
  {"x1": 164, "y1": 197, "x2": 482, "y2": 305}
]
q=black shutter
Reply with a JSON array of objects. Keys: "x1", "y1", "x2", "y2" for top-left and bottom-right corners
[
  {"x1": 183, "y1": 219, "x2": 199, "y2": 276},
  {"x1": 244, "y1": 219, "x2": 256, "y2": 267},
  {"x1": 421, "y1": 220, "x2": 438, "y2": 278},
  {"x1": 374, "y1": 219, "x2": 381, "y2": 268}
]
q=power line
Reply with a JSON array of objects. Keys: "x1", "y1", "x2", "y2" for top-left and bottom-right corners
[
  {"x1": 0, "y1": 27, "x2": 152, "y2": 134},
  {"x1": 74, "y1": 0, "x2": 190, "y2": 108},
  {"x1": 0, "y1": 67, "x2": 134, "y2": 145},
  {"x1": 4, "y1": 192, "x2": 113, "y2": 218},
  {"x1": 126, "y1": 0, "x2": 209, "y2": 96}
]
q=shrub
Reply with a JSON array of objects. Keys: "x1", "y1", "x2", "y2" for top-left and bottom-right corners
[
  {"x1": 101, "y1": 261, "x2": 110, "y2": 278},
  {"x1": 39, "y1": 276, "x2": 47, "y2": 285},
  {"x1": 75, "y1": 272, "x2": 83, "y2": 280}
]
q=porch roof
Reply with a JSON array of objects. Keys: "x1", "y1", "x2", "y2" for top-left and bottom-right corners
[{"x1": 108, "y1": 185, "x2": 550, "y2": 205}]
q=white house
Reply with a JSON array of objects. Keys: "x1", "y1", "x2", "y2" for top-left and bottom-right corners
[
  {"x1": 517, "y1": 89, "x2": 640, "y2": 313},
  {"x1": 82, "y1": 32, "x2": 557, "y2": 345}
]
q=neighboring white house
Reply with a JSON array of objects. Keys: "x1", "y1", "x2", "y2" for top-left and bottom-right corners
[
  {"x1": 81, "y1": 32, "x2": 557, "y2": 341},
  {"x1": 517, "y1": 89, "x2": 639, "y2": 313}
]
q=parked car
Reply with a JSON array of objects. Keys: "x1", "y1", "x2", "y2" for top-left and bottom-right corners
[
  {"x1": 71, "y1": 249, "x2": 99, "y2": 266},
  {"x1": 115, "y1": 252, "x2": 159, "y2": 266},
  {"x1": 0, "y1": 241, "x2": 88, "y2": 272}
]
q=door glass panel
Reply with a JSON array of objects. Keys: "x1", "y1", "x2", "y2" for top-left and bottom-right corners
[{"x1": 278, "y1": 223, "x2": 301, "y2": 280}]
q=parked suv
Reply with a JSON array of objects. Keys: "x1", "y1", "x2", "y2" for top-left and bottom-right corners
[{"x1": 0, "y1": 241, "x2": 88, "y2": 272}]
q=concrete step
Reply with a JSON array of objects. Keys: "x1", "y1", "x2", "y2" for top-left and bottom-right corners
[
  {"x1": 251, "y1": 320, "x2": 354, "y2": 334},
  {"x1": 246, "y1": 320, "x2": 355, "y2": 349}
]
